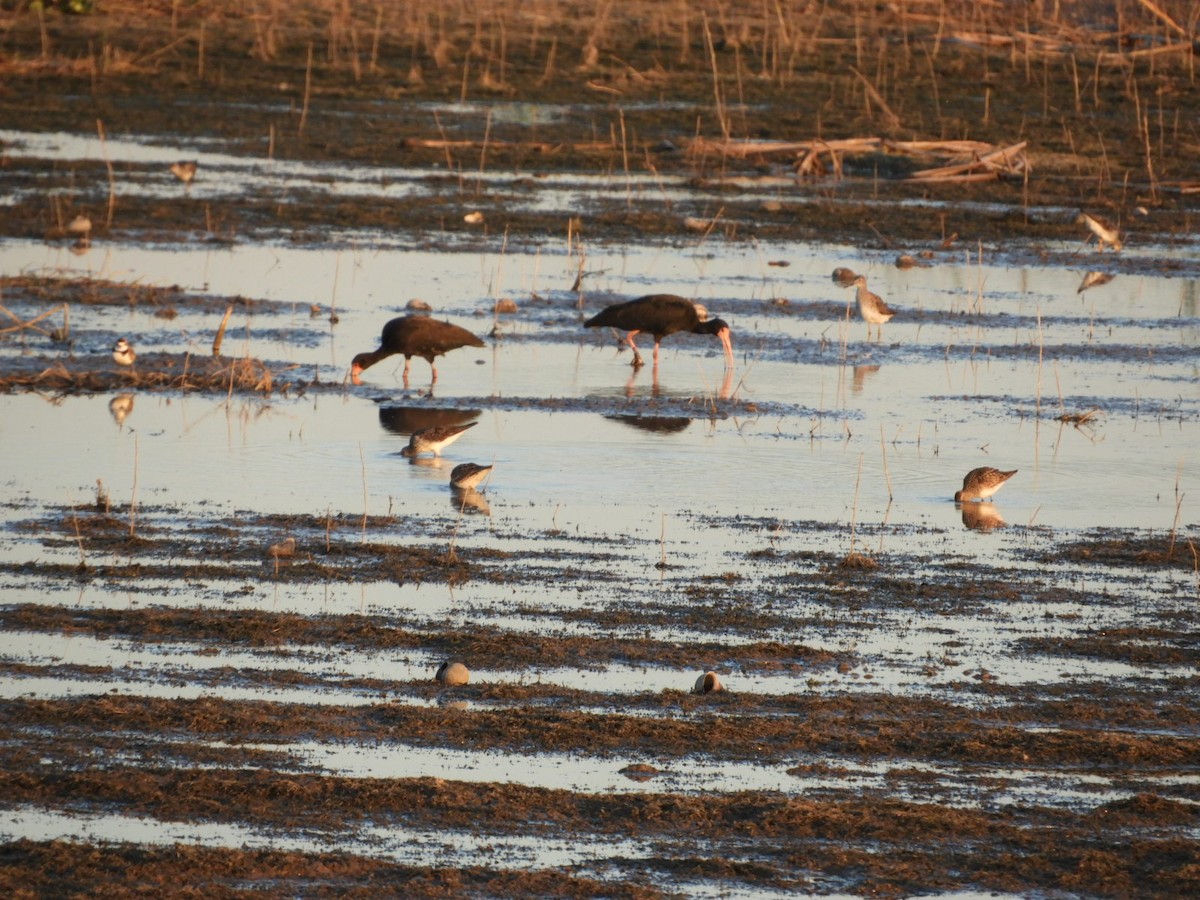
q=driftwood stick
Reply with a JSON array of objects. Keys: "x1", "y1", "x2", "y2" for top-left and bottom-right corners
[{"x1": 212, "y1": 305, "x2": 234, "y2": 356}]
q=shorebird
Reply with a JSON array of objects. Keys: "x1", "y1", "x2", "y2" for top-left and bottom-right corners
[
  {"x1": 954, "y1": 467, "x2": 1018, "y2": 503},
  {"x1": 400, "y1": 422, "x2": 476, "y2": 458},
  {"x1": 847, "y1": 275, "x2": 897, "y2": 340},
  {"x1": 351, "y1": 315, "x2": 485, "y2": 387},
  {"x1": 449, "y1": 462, "x2": 493, "y2": 490},
  {"x1": 1076, "y1": 211, "x2": 1122, "y2": 252},
  {"x1": 693, "y1": 671, "x2": 726, "y2": 694},
  {"x1": 584, "y1": 294, "x2": 734, "y2": 370},
  {"x1": 170, "y1": 161, "x2": 198, "y2": 185},
  {"x1": 435, "y1": 661, "x2": 470, "y2": 686},
  {"x1": 112, "y1": 338, "x2": 136, "y2": 367}
]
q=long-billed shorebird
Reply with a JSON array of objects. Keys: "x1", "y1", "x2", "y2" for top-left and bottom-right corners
[
  {"x1": 1076, "y1": 211, "x2": 1122, "y2": 252},
  {"x1": 400, "y1": 422, "x2": 476, "y2": 458},
  {"x1": 954, "y1": 467, "x2": 1018, "y2": 503},
  {"x1": 847, "y1": 275, "x2": 897, "y2": 341}
]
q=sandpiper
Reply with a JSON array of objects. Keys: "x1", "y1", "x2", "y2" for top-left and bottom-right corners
[
  {"x1": 848, "y1": 275, "x2": 897, "y2": 340},
  {"x1": 170, "y1": 160, "x2": 198, "y2": 185},
  {"x1": 435, "y1": 661, "x2": 470, "y2": 686},
  {"x1": 112, "y1": 338, "x2": 137, "y2": 367},
  {"x1": 1076, "y1": 211, "x2": 1122, "y2": 252},
  {"x1": 449, "y1": 462, "x2": 493, "y2": 490},
  {"x1": 400, "y1": 422, "x2": 476, "y2": 458},
  {"x1": 954, "y1": 467, "x2": 1018, "y2": 503}
]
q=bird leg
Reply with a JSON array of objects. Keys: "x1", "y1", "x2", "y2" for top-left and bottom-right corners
[
  {"x1": 624, "y1": 330, "x2": 645, "y2": 368},
  {"x1": 652, "y1": 339, "x2": 662, "y2": 368},
  {"x1": 402, "y1": 358, "x2": 412, "y2": 387},
  {"x1": 430, "y1": 361, "x2": 439, "y2": 384}
]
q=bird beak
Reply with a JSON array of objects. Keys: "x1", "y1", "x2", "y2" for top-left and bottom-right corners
[{"x1": 718, "y1": 328, "x2": 734, "y2": 369}]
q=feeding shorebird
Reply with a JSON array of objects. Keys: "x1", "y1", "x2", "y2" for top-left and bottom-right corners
[
  {"x1": 400, "y1": 422, "x2": 476, "y2": 458},
  {"x1": 1076, "y1": 211, "x2": 1122, "y2": 252},
  {"x1": 847, "y1": 275, "x2": 897, "y2": 340},
  {"x1": 111, "y1": 338, "x2": 136, "y2": 368},
  {"x1": 449, "y1": 462, "x2": 493, "y2": 490},
  {"x1": 351, "y1": 315, "x2": 485, "y2": 387},
  {"x1": 584, "y1": 294, "x2": 734, "y2": 371},
  {"x1": 954, "y1": 467, "x2": 1018, "y2": 503},
  {"x1": 170, "y1": 161, "x2": 198, "y2": 185},
  {"x1": 435, "y1": 661, "x2": 470, "y2": 686},
  {"x1": 693, "y1": 671, "x2": 726, "y2": 694}
]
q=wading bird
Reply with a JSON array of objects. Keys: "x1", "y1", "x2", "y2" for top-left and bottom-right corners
[
  {"x1": 1076, "y1": 211, "x2": 1122, "y2": 252},
  {"x1": 400, "y1": 422, "x2": 476, "y2": 458},
  {"x1": 112, "y1": 338, "x2": 136, "y2": 368},
  {"x1": 351, "y1": 315, "x2": 485, "y2": 387},
  {"x1": 584, "y1": 294, "x2": 733, "y2": 371},
  {"x1": 847, "y1": 275, "x2": 897, "y2": 341},
  {"x1": 449, "y1": 462, "x2": 492, "y2": 490},
  {"x1": 954, "y1": 467, "x2": 1018, "y2": 503}
]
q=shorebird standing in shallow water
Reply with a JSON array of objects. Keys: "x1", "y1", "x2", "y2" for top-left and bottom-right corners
[
  {"x1": 449, "y1": 462, "x2": 493, "y2": 490},
  {"x1": 847, "y1": 275, "x2": 897, "y2": 341},
  {"x1": 112, "y1": 338, "x2": 137, "y2": 368},
  {"x1": 954, "y1": 467, "x2": 1018, "y2": 503},
  {"x1": 1076, "y1": 211, "x2": 1122, "y2": 252},
  {"x1": 401, "y1": 422, "x2": 476, "y2": 458}
]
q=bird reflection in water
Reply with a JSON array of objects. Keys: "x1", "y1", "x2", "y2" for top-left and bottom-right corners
[
  {"x1": 605, "y1": 415, "x2": 692, "y2": 435},
  {"x1": 450, "y1": 488, "x2": 490, "y2": 516},
  {"x1": 959, "y1": 502, "x2": 1006, "y2": 532},
  {"x1": 622, "y1": 360, "x2": 734, "y2": 400},
  {"x1": 851, "y1": 365, "x2": 880, "y2": 394},
  {"x1": 108, "y1": 393, "x2": 135, "y2": 429},
  {"x1": 379, "y1": 405, "x2": 481, "y2": 452}
]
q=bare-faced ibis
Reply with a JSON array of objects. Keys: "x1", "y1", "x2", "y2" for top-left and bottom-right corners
[
  {"x1": 584, "y1": 294, "x2": 733, "y2": 370},
  {"x1": 350, "y1": 315, "x2": 485, "y2": 387},
  {"x1": 846, "y1": 275, "x2": 897, "y2": 340},
  {"x1": 954, "y1": 467, "x2": 1018, "y2": 503}
]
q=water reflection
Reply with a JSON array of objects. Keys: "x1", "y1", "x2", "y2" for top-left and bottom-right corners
[
  {"x1": 108, "y1": 393, "x2": 134, "y2": 428},
  {"x1": 606, "y1": 415, "x2": 692, "y2": 435},
  {"x1": 450, "y1": 487, "x2": 490, "y2": 515},
  {"x1": 378, "y1": 405, "x2": 482, "y2": 436},
  {"x1": 959, "y1": 502, "x2": 1006, "y2": 532}
]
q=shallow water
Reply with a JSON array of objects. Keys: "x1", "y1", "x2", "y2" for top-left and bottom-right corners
[{"x1": 2, "y1": 132, "x2": 1198, "y2": 894}]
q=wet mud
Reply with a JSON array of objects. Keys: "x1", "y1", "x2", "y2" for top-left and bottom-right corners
[{"x1": 1, "y1": 2, "x2": 1199, "y2": 897}]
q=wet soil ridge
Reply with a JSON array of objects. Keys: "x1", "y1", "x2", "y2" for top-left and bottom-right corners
[{"x1": 1, "y1": 2, "x2": 1198, "y2": 250}]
